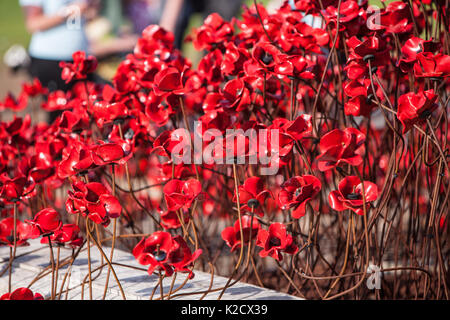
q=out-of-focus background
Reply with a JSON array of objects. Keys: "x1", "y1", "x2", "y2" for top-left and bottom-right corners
[
  {"x1": 0, "y1": 0, "x2": 389, "y2": 99},
  {"x1": 0, "y1": 0, "x2": 273, "y2": 98}
]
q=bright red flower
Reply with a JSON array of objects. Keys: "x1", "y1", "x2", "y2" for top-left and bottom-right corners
[
  {"x1": 133, "y1": 231, "x2": 174, "y2": 276},
  {"x1": 252, "y1": 42, "x2": 280, "y2": 71},
  {"x1": 398, "y1": 37, "x2": 440, "y2": 73},
  {"x1": 26, "y1": 208, "x2": 62, "y2": 238},
  {"x1": 22, "y1": 78, "x2": 48, "y2": 97},
  {"x1": 278, "y1": 175, "x2": 322, "y2": 218},
  {"x1": 60, "y1": 51, "x2": 98, "y2": 84},
  {"x1": 153, "y1": 67, "x2": 185, "y2": 96},
  {"x1": 160, "y1": 209, "x2": 190, "y2": 230},
  {"x1": 163, "y1": 179, "x2": 203, "y2": 212},
  {"x1": 0, "y1": 288, "x2": 44, "y2": 300},
  {"x1": 57, "y1": 142, "x2": 95, "y2": 178},
  {"x1": 368, "y1": 1, "x2": 414, "y2": 34},
  {"x1": 0, "y1": 174, "x2": 35, "y2": 203},
  {"x1": 274, "y1": 55, "x2": 315, "y2": 80},
  {"x1": 0, "y1": 218, "x2": 34, "y2": 247},
  {"x1": 41, "y1": 224, "x2": 83, "y2": 247},
  {"x1": 222, "y1": 215, "x2": 260, "y2": 252},
  {"x1": 168, "y1": 236, "x2": 202, "y2": 278},
  {"x1": 91, "y1": 142, "x2": 128, "y2": 166},
  {"x1": 0, "y1": 92, "x2": 28, "y2": 112},
  {"x1": 90, "y1": 101, "x2": 129, "y2": 128},
  {"x1": 316, "y1": 128, "x2": 365, "y2": 171},
  {"x1": 66, "y1": 181, "x2": 122, "y2": 227},
  {"x1": 256, "y1": 223, "x2": 298, "y2": 261},
  {"x1": 328, "y1": 176, "x2": 379, "y2": 216},
  {"x1": 233, "y1": 177, "x2": 272, "y2": 216},
  {"x1": 56, "y1": 110, "x2": 90, "y2": 134},
  {"x1": 397, "y1": 89, "x2": 438, "y2": 134},
  {"x1": 344, "y1": 79, "x2": 380, "y2": 117},
  {"x1": 192, "y1": 13, "x2": 234, "y2": 51},
  {"x1": 414, "y1": 53, "x2": 450, "y2": 78}
]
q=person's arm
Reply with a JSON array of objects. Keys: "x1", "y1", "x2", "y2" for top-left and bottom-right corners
[
  {"x1": 22, "y1": 2, "x2": 88, "y2": 33},
  {"x1": 159, "y1": 0, "x2": 184, "y2": 33}
]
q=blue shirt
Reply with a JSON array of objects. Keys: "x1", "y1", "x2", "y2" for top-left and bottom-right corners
[{"x1": 20, "y1": 0, "x2": 89, "y2": 61}]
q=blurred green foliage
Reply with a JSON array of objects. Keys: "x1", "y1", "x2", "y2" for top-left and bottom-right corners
[{"x1": 0, "y1": 1, "x2": 29, "y2": 55}]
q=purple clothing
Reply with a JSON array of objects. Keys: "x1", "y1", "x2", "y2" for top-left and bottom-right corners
[{"x1": 125, "y1": 0, "x2": 163, "y2": 34}]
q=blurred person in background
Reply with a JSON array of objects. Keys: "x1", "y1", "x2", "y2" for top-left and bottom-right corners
[
  {"x1": 159, "y1": 0, "x2": 244, "y2": 49},
  {"x1": 20, "y1": 0, "x2": 99, "y2": 92},
  {"x1": 88, "y1": 0, "x2": 164, "y2": 58}
]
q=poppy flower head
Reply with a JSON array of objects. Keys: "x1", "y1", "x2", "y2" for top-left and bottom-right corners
[
  {"x1": 60, "y1": 51, "x2": 98, "y2": 84},
  {"x1": 25, "y1": 208, "x2": 62, "y2": 238},
  {"x1": 316, "y1": 128, "x2": 365, "y2": 172},
  {"x1": 278, "y1": 175, "x2": 322, "y2": 218},
  {"x1": 256, "y1": 223, "x2": 298, "y2": 261},
  {"x1": 328, "y1": 176, "x2": 379, "y2": 215},
  {"x1": 397, "y1": 89, "x2": 438, "y2": 134},
  {"x1": 222, "y1": 215, "x2": 260, "y2": 252},
  {"x1": 0, "y1": 288, "x2": 44, "y2": 300},
  {"x1": 0, "y1": 217, "x2": 34, "y2": 247},
  {"x1": 163, "y1": 179, "x2": 203, "y2": 212},
  {"x1": 234, "y1": 177, "x2": 273, "y2": 216}
]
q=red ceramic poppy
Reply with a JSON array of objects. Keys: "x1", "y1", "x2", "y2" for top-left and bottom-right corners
[
  {"x1": 57, "y1": 142, "x2": 95, "y2": 178},
  {"x1": 133, "y1": 231, "x2": 175, "y2": 276},
  {"x1": 222, "y1": 215, "x2": 260, "y2": 252},
  {"x1": 144, "y1": 92, "x2": 173, "y2": 127},
  {"x1": 414, "y1": 53, "x2": 450, "y2": 78},
  {"x1": 397, "y1": 89, "x2": 438, "y2": 133},
  {"x1": 0, "y1": 217, "x2": 34, "y2": 247},
  {"x1": 22, "y1": 78, "x2": 48, "y2": 97},
  {"x1": 163, "y1": 179, "x2": 203, "y2": 212},
  {"x1": 221, "y1": 42, "x2": 249, "y2": 76},
  {"x1": 26, "y1": 208, "x2": 62, "y2": 238},
  {"x1": 90, "y1": 101, "x2": 129, "y2": 128},
  {"x1": 252, "y1": 42, "x2": 280, "y2": 71},
  {"x1": 192, "y1": 13, "x2": 234, "y2": 51},
  {"x1": 344, "y1": 78, "x2": 380, "y2": 117},
  {"x1": 368, "y1": 1, "x2": 414, "y2": 34},
  {"x1": 160, "y1": 209, "x2": 190, "y2": 230},
  {"x1": 256, "y1": 223, "x2": 298, "y2": 261},
  {"x1": 60, "y1": 51, "x2": 98, "y2": 84},
  {"x1": 41, "y1": 224, "x2": 83, "y2": 247},
  {"x1": 0, "y1": 92, "x2": 28, "y2": 112},
  {"x1": 19, "y1": 153, "x2": 55, "y2": 184},
  {"x1": 233, "y1": 177, "x2": 272, "y2": 216},
  {"x1": 168, "y1": 236, "x2": 202, "y2": 278},
  {"x1": 275, "y1": 55, "x2": 315, "y2": 80},
  {"x1": 66, "y1": 181, "x2": 122, "y2": 227},
  {"x1": 398, "y1": 37, "x2": 440, "y2": 73},
  {"x1": 278, "y1": 175, "x2": 322, "y2": 218},
  {"x1": 0, "y1": 175, "x2": 35, "y2": 203},
  {"x1": 153, "y1": 67, "x2": 185, "y2": 96},
  {"x1": 91, "y1": 142, "x2": 127, "y2": 166},
  {"x1": 316, "y1": 128, "x2": 365, "y2": 172},
  {"x1": 0, "y1": 288, "x2": 44, "y2": 300},
  {"x1": 57, "y1": 110, "x2": 90, "y2": 134},
  {"x1": 328, "y1": 176, "x2": 379, "y2": 216}
]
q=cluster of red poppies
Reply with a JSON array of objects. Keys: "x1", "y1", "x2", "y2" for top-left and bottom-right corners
[{"x1": 0, "y1": 0, "x2": 448, "y2": 299}]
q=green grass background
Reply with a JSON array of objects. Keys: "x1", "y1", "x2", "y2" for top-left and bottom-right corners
[{"x1": 0, "y1": 1, "x2": 29, "y2": 55}]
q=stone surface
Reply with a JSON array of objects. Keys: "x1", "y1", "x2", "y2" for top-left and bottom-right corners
[{"x1": 0, "y1": 240, "x2": 301, "y2": 300}]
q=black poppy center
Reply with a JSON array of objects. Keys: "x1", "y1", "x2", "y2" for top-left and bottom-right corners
[
  {"x1": 269, "y1": 237, "x2": 281, "y2": 247},
  {"x1": 261, "y1": 52, "x2": 274, "y2": 65},
  {"x1": 295, "y1": 187, "x2": 303, "y2": 197},
  {"x1": 247, "y1": 199, "x2": 260, "y2": 209},
  {"x1": 153, "y1": 251, "x2": 167, "y2": 262},
  {"x1": 347, "y1": 193, "x2": 361, "y2": 200}
]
